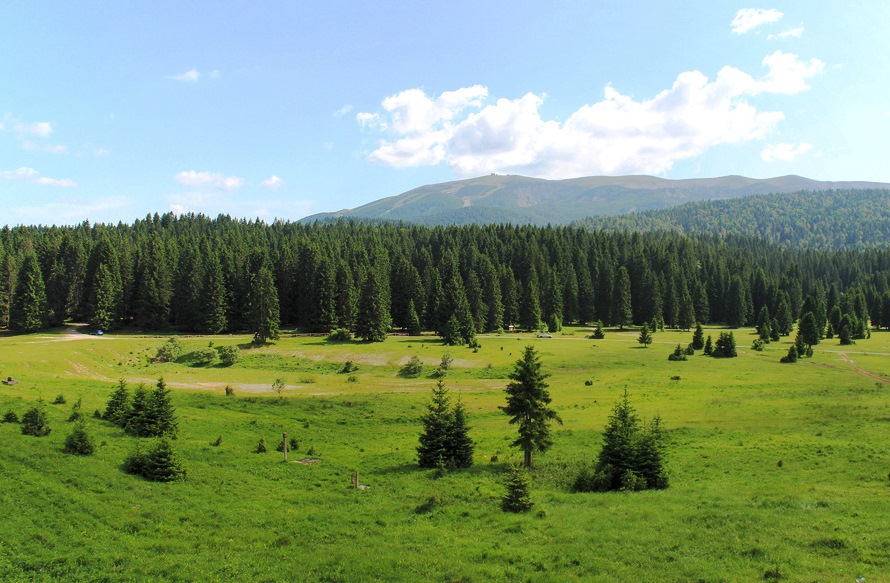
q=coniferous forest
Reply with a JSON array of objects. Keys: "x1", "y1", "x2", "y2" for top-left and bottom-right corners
[{"x1": 2, "y1": 212, "x2": 889, "y2": 337}]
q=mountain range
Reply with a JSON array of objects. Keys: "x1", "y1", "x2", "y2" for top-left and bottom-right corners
[{"x1": 301, "y1": 174, "x2": 890, "y2": 226}]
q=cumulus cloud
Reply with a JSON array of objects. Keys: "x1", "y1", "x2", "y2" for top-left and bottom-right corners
[
  {"x1": 174, "y1": 170, "x2": 244, "y2": 191},
  {"x1": 34, "y1": 177, "x2": 78, "y2": 188},
  {"x1": 357, "y1": 52, "x2": 823, "y2": 178},
  {"x1": 170, "y1": 69, "x2": 201, "y2": 82},
  {"x1": 732, "y1": 8, "x2": 784, "y2": 34},
  {"x1": 260, "y1": 175, "x2": 284, "y2": 189},
  {"x1": 2, "y1": 167, "x2": 39, "y2": 180},
  {"x1": 761, "y1": 142, "x2": 812, "y2": 162}
]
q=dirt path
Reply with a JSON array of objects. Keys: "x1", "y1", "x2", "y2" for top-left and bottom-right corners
[{"x1": 833, "y1": 351, "x2": 890, "y2": 384}]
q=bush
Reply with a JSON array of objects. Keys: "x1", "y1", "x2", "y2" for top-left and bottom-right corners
[
  {"x1": 210, "y1": 435, "x2": 222, "y2": 446},
  {"x1": 752, "y1": 338, "x2": 765, "y2": 351},
  {"x1": 2, "y1": 410, "x2": 19, "y2": 423},
  {"x1": 668, "y1": 344, "x2": 687, "y2": 361},
  {"x1": 276, "y1": 436, "x2": 300, "y2": 452},
  {"x1": 433, "y1": 353, "x2": 454, "y2": 378},
  {"x1": 191, "y1": 347, "x2": 217, "y2": 367},
  {"x1": 584, "y1": 380, "x2": 593, "y2": 386},
  {"x1": 400, "y1": 355, "x2": 423, "y2": 378},
  {"x1": 255, "y1": 438, "x2": 268, "y2": 453},
  {"x1": 712, "y1": 332, "x2": 737, "y2": 358},
  {"x1": 224, "y1": 385, "x2": 235, "y2": 396},
  {"x1": 590, "y1": 324, "x2": 605, "y2": 339},
  {"x1": 340, "y1": 360, "x2": 358, "y2": 374},
  {"x1": 217, "y1": 345, "x2": 240, "y2": 367},
  {"x1": 684, "y1": 343, "x2": 695, "y2": 356},
  {"x1": 21, "y1": 401, "x2": 51, "y2": 436},
  {"x1": 155, "y1": 336, "x2": 183, "y2": 363},
  {"x1": 327, "y1": 328, "x2": 353, "y2": 342},
  {"x1": 68, "y1": 397, "x2": 84, "y2": 422},
  {"x1": 124, "y1": 439, "x2": 186, "y2": 482},
  {"x1": 780, "y1": 345, "x2": 799, "y2": 363},
  {"x1": 123, "y1": 444, "x2": 149, "y2": 476},
  {"x1": 52, "y1": 394, "x2": 66, "y2": 405},
  {"x1": 502, "y1": 465, "x2": 534, "y2": 513},
  {"x1": 346, "y1": 375, "x2": 358, "y2": 383},
  {"x1": 63, "y1": 419, "x2": 95, "y2": 455}
]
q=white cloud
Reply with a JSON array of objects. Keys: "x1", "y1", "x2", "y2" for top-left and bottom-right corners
[
  {"x1": 175, "y1": 170, "x2": 244, "y2": 191},
  {"x1": 21, "y1": 140, "x2": 67, "y2": 153},
  {"x1": 2, "y1": 167, "x2": 39, "y2": 180},
  {"x1": 34, "y1": 177, "x2": 78, "y2": 188},
  {"x1": 732, "y1": 8, "x2": 784, "y2": 34},
  {"x1": 260, "y1": 175, "x2": 284, "y2": 189},
  {"x1": 769, "y1": 25, "x2": 804, "y2": 40},
  {"x1": 357, "y1": 52, "x2": 823, "y2": 178},
  {"x1": 761, "y1": 141, "x2": 812, "y2": 162},
  {"x1": 15, "y1": 121, "x2": 53, "y2": 137},
  {"x1": 333, "y1": 105, "x2": 353, "y2": 118},
  {"x1": 170, "y1": 69, "x2": 201, "y2": 82}
]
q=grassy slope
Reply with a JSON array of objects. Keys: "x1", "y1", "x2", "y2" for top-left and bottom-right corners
[{"x1": 1, "y1": 327, "x2": 889, "y2": 582}]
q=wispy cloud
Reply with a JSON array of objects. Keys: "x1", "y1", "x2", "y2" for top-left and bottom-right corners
[
  {"x1": 732, "y1": 8, "x2": 783, "y2": 35},
  {"x1": 15, "y1": 121, "x2": 53, "y2": 137},
  {"x1": 2, "y1": 167, "x2": 39, "y2": 180},
  {"x1": 170, "y1": 69, "x2": 201, "y2": 82},
  {"x1": 761, "y1": 142, "x2": 812, "y2": 162},
  {"x1": 21, "y1": 140, "x2": 67, "y2": 153},
  {"x1": 175, "y1": 170, "x2": 244, "y2": 191},
  {"x1": 357, "y1": 52, "x2": 823, "y2": 178},
  {"x1": 333, "y1": 105, "x2": 353, "y2": 118},
  {"x1": 34, "y1": 177, "x2": 78, "y2": 188},
  {"x1": 769, "y1": 25, "x2": 805, "y2": 40},
  {"x1": 260, "y1": 175, "x2": 284, "y2": 190}
]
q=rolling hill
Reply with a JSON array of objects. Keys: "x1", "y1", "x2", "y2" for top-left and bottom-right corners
[{"x1": 300, "y1": 174, "x2": 890, "y2": 226}]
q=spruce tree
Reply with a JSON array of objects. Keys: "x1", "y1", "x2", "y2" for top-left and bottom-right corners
[
  {"x1": 143, "y1": 438, "x2": 186, "y2": 482},
  {"x1": 797, "y1": 312, "x2": 820, "y2": 349},
  {"x1": 125, "y1": 383, "x2": 150, "y2": 436},
  {"x1": 199, "y1": 248, "x2": 228, "y2": 334},
  {"x1": 355, "y1": 267, "x2": 391, "y2": 342},
  {"x1": 612, "y1": 266, "x2": 633, "y2": 330},
  {"x1": 405, "y1": 300, "x2": 422, "y2": 336},
  {"x1": 501, "y1": 346, "x2": 562, "y2": 469},
  {"x1": 21, "y1": 400, "x2": 51, "y2": 436},
  {"x1": 447, "y1": 397, "x2": 474, "y2": 469},
  {"x1": 247, "y1": 266, "x2": 280, "y2": 343},
  {"x1": 520, "y1": 277, "x2": 542, "y2": 332},
  {"x1": 417, "y1": 380, "x2": 454, "y2": 468},
  {"x1": 90, "y1": 263, "x2": 119, "y2": 330},
  {"x1": 104, "y1": 379, "x2": 131, "y2": 425},
  {"x1": 9, "y1": 252, "x2": 50, "y2": 332},
  {"x1": 713, "y1": 331, "x2": 737, "y2": 358},
  {"x1": 637, "y1": 323, "x2": 653, "y2": 347},
  {"x1": 501, "y1": 465, "x2": 534, "y2": 513},
  {"x1": 63, "y1": 418, "x2": 95, "y2": 455},
  {"x1": 691, "y1": 323, "x2": 705, "y2": 350},
  {"x1": 703, "y1": 335, "x2": 714, "y2": 355},
  {"x1": 147, "y1": 377, "x2": 178, "y2": 438}
]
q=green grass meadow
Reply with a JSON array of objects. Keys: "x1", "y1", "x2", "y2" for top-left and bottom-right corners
[{"x1": 1, "y1": 326, "x2": 889, "y2": 582}]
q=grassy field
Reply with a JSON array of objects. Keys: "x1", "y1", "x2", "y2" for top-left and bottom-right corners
[{"x1": 1, "y1": 325, "x2": 889, "y2": 582}]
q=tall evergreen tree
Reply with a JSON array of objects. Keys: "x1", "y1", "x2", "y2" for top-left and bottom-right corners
[
  {"x1": 9, "y1": 252, "x2": 50, "y2": 332},
  {"x1": 90, "y1": 263, "x2": 119, "y2": 331},
  {"x1": 355, "y1": 266, "x2": 391, "y2": 342},
  {"x1": 612, "y1": 266, "x2": 633, "y2": 330},
  {"x1": 247, "y1": 266, "x2": 280, "y2": 343},
  {"x1": 501, "y1": 346, "x2": 562, "y2": 469},
  {"x1": 417, "y1": 380, "x2": 454, "y2": 468},
  {"x1": 691, "y1": 323, "x2": 705, "y2": 350},
  {"x1": 447, "y1": 397, "x2": 474, "y2": 469},
  {"x1": 199, "y1": 247, "x2": 228, "y2": 334}
]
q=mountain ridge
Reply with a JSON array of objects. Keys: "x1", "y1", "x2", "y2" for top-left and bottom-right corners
[{"x1": 301, "y1": 174, "x2": 890, "y2": 226}]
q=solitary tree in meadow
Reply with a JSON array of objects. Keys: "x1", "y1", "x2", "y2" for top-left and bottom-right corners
[{"x1": 501, "y1": 346, "x2": 562, "y2": 469}]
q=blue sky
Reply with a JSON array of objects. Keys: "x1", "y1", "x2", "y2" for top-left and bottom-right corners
[{"x1": 2, "y1": 1, "x2": 888, "y2": 227}]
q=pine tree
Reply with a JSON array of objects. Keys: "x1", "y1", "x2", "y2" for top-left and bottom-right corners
[
  {"x1": 125, "y1": 383, "x2": 150, "y2": 436},
  {"x1": 797, "y1": 312, "x2": 820, "y2": 349},
  {"x1": 691, "y1": 323, "x2": 705, "y2": 350},
  {"x1": 9, "y1": 252, "x2": 50, "y2": 332},
  {"x1": 147, "y1": 377, "x2": 177, "y2": 438},
  {"x1": 713, "y1": 331, "x2": 737, "y2": 358},
  {"x1": 501, "y1": 465, "x2": 534, "y2": 513},
  {"x1": 199, "y1": 248, "x2": 228, "y2": 334},
  {"x1": 417, "y1": 380, "x2": 454, "y2": 468},
  {"x1": 520, "y1": 277, "x2": 542, "y2": 332},
  {"x1": 63, "y1": 418, "x2": 95, "y2": 455},
  {"x1": 637, "y1": 323, "x2": 653, "y2": 347},
  {"x1": 356, "y1": 268, "x2": 391, "y2": 342},
  {"x1": 247, "y1": 266, "x2": 280, "y2": 343},
  {"x1": 501, "y1": 346, "x2": 562, "y2": 469},
  {"x1": 447, "y1": 397, "x2": 474, "y2": 469},
  {"x1": 143, "y1": 438, "x2": 186, "y2": 482},
  {"x1": 104, "y1": 379, "x2": 131, "y2": 425},
  {"x1": 612, "y1": 266, "x2": 633, "y2": 330},
  {"x1": 703, "y1": 335, "x2": 714, "y2": 355},
  {"x1": 90, "y1": 263, "x2": 119, "y2": 330},
  {"x1": 21, "y1": 400, "x2": 51, "y2": 436}
]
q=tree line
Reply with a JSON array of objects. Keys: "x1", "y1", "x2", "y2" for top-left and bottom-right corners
[{"x1": 2, "y1": 214, "x2": 889, "y2": 340}]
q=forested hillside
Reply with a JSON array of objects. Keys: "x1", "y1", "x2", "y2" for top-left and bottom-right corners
[
  {"x1": 2, "y1": 215, "x2": 889, "y2": 338},
  {"x1": 578, "y1": 189, "x2": 890, "y2": 250}
]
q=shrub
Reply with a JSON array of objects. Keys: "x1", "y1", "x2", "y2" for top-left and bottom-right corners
[
  {"x1": 255, "y1": 438, "x2": 268, "y2": 453},
  {"x1": 752, "y1": 338, "x2": 765, "y2": 351},
  {"x1": 21, "y1": 401, "x2": 51, "y2": 436},
  {"x1": 684, "y1": 343, "x2": 695, "y2": 355},
  {"x1": 63, "y1": 419, "x2": 95, "y2": 455},
  {"x1": 191, "y1": 347, "x2": 217, "y2": 367},
  {"x1": 124, "y1": 439, "x2": 186, "y2": 482},
  {"x1": 218, "y1": 345, "x2": 240, "y2": 367},
  {"x1": 433, "y1": 353, "x2": 454, "y2": 378},
  {"x1": 224, "y1": 385, "x2": 235, "y2": 396},
  {"x1": 712, "y1": 332, "x2": 737, "y2": 358},
  {"x1": 306, "y1": 445, "x2": 316, "y2": 456},
  {"x1": 327, "y1": 328, "x2": 353, "y2": 342},
  {"x1": 584, "y1": 380, "x2": 593, "y2": 386},
  {"x1": 52, "y1": 394, "x2": 66, "y2": 405},
  {"x1": 68, "y1": 398, "x2": 84, "y2": 422},
  {"x1": 210, "y1": 435, "x2": 222, "y2": 447},
  {"x1": 780, "y1": 345, "x2": 799, "y2": 363},
  {"x1": 123, "y1": 444, "x2": 149, "y2": 476},
  {"x1": 502, "y1": 465, "x2": 534, "y2": 513},
  {"x1": 104, "y1": 379, "x2": 130, "y2": 425},
  {"x1": 400, "y1": 355, "x2": 424, "y2": 378},
  {"x1": 340, "y1": 360, "x2": 358, "y2": 374},
  {"x1": 346, "y1": 375, "x2": 358, "y2": 383},
  {"x1": 155, "y1": 336, "x2": 183, "y2": 363},
  {"x1": 668, "y1": 344, "x2": 687, "y2": 361},
  {"x1": 2, "y1": 410, "x2": 19, "y2": 423}
]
